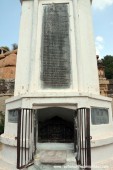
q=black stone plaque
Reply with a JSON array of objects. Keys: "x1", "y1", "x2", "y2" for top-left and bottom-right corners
[
  {"x1": 8, "y1": 110, "x2": 18, "y2": 123},
  {"x1": 41, "y1": 3, "x2": 71, "y2": 88},
  {"x1": 91, "y1": 107, "x2": 109, "y2": 125}
]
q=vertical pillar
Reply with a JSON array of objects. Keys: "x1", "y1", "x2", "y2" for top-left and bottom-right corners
[
  {"x1": 73, "y1": 0, "x2": 99, "y2": 95},
  {"x1": 29, "y1": 0, "x2": 39, "y2": 93},
  {"x1": 14, "y1": 0, "x2": 33, "y2": 96}
]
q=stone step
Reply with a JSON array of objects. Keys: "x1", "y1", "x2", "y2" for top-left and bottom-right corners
[{"x1": 33, "y1": 150, "x2": 79, "y2": 170}]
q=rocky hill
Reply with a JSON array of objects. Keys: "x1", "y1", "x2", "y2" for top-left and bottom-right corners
[
  {"x1": 0, "y1": 50, "x2": 17, "y2": 124},
  {"x1": 0, "y1": 49, "x2": 17, "y2": 79}
]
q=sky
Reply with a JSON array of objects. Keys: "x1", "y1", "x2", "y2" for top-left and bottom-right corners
[{"x1": 0, "y1": 0, "x2": 113, "y2": 58}]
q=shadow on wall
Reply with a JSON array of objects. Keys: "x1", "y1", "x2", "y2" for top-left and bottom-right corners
[
  {"x1": 111, "y1": 99, "x2": 113, "y2": 118},
  {"x1": 0, "y1": 111, "x2": 4, "y2": 135}
]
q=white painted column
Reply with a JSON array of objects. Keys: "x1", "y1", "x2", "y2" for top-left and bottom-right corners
[
  {"x1": 74, "y1": 0, "x2": 100, "y2": 95},
  {"x1": 29, "y1": 0, "x2": 39, "y2": 93},
  {"x1": 72, "y1": 0, "x2": 84, "y2": 93},
  {"x1": 14, "y1": 0, "x2": 33, "y2": 96}
]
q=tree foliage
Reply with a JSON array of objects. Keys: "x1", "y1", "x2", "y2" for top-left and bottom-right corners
[
  {"x1": 102, "y1": 55, "x2": 113, "y2": 79},
  {"x1": 12, "y1": 43, "x2": 18, "y2": 50},
  {"x1": 1, "y1": 46, "x2": 10, "y2": 51}
]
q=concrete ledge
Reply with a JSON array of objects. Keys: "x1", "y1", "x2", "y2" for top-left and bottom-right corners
[
  {"x1": 0, "y1": 134, "x2": 17, "y2": 146},
  {"x1": 91, "y1": 134, "x2": 113, "y2": 147},
  {"x1": 37, "y1": 143, "x2": 74, "y2": 151},
  {"x1": 0, "y1": 134, "x2": 30, "y2": 148}
]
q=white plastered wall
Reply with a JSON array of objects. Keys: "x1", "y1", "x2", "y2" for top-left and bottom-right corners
[
  {"x1": 14, "y1": 0, "x2": 33, "y2": 96},
  {"x1": 1, "y1": 0, "x2": 113, "y2": 167},
  {"x1": 14, "y1": 0, "x2": 99, "y2": 96},
  {"x1": 76, "y1": 0, "x2": 100, "y2": 95}
]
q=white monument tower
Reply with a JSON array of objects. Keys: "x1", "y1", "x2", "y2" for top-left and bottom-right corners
[{"x1": 1, "y1": 0, "x2": 113, "y2": 169}]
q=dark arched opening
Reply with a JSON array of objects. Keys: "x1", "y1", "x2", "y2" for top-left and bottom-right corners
[{"x1": 37, "y1": 107, "x2": 75, "y2": 143}]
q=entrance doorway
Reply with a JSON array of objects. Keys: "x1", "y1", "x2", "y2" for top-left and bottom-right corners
[
  {"x1": 37, "y1": 107, "x2": 75, "y2": 143},
  {"x1": 16, "y1": 107, "x2": 91, "y2": 169}
]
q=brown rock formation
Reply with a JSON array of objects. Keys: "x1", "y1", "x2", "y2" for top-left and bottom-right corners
[
  {"x1": 0, "y1": 67, "x2": 16, "y2": 79},
  {"x1": 0, "y1": 50, "x2": 17, "y2": 79}
]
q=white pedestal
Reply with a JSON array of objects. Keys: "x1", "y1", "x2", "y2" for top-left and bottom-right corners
[{"x1": 0, "y1": 94, "x2": 113, "y2": 169}]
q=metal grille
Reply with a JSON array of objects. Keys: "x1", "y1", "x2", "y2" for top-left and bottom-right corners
[
  {"x1": 38, "y1": 116, "x2": 74, "y2": 143},
  {"x1": 74, "y1": 108, "x2": 91, "y2": 169},
  {"x1": 16, "y1": 107, "x2": 91, "y2": 169},
  {"x1": 17, "y1": 109, "x2": 36, "y2": 169},
  {"x1": 41, "y1": 3, "x2": 71, "y2": 88}
]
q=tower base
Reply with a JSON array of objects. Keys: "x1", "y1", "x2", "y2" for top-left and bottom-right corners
[{"x1": 1, "y1": 93, "x2": 113, "y2": 169}]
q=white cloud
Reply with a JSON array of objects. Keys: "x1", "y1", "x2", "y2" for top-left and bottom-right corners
[
  {"x1": 93, "y1": 0, "x2": 113, "y2": 10},
  {"x1": 96, "y1": 36, "x2": 104, "y2": 42},
  {"x1": 95, "y1": 36, "x2": 104, "y2": 57}
]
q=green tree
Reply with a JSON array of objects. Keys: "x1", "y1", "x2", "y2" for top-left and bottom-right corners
[
  {"x1": 1, "y1": 46, "x2": 10, "y2": 51},
  {"x1": 12, "y1": 43, "x2": 18, "y2": 50},
  {"x1": 102, "y1": 55, "x2": 113, "y2": 79}
]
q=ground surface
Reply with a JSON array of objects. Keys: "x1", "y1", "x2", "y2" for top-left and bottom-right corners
[{"x1": 0, "y1": 143, "x2": 113, "y2": 170}]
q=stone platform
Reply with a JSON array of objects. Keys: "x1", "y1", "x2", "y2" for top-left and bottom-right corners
[
  {"x1": 39, "y1": 150, "x2": 67, "y2": 164},
  {"x1": 34, "y1": 150, "x2": 79, "y2": 170},
  {"x1": 1, "y1": 153, "x2": 113, "y2": 170}
]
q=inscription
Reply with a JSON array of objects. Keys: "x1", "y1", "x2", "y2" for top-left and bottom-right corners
[
  {"x1": 91, "y1": 107, "x2": 109, "y2": 125},
  {"x1": 8, "y1": 110, "x2": 18, "y2": 123},
  {"x1": 41, "y1": 3, "x2": 71, "y2": 88}
]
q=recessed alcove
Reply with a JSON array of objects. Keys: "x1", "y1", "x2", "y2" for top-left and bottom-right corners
[{"x1": 37, "y1": 107, "x2": 75, "y2": 143}]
